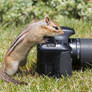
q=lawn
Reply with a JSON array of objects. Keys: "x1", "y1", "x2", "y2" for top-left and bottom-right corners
[{"x1": 0, "y1": 17, "x2": 92, "y2": 92}]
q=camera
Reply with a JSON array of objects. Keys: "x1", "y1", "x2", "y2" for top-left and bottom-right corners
[{"x1": 37, "y1": 27, "x2": 92, "y2": 77}]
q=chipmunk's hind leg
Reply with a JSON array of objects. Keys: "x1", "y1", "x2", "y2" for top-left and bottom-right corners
[
  {"x1": 19, "y1": 57, "x2": 27, "y2": 66},
  {"x1": 0, "y1": 68, "x2": 27, "y2": 85},
  {"x1": 17, "y1": 57, "x2": 27, "y2": 74}
]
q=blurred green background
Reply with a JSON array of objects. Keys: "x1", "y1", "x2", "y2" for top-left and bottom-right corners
[{"x1": 0, "y1": 0, "x2": 92, "y2": 26}]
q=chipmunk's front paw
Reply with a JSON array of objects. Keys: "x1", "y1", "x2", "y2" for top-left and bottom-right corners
[{"x1": 40, "y1": 39, "x2": 48, "y2": 44}]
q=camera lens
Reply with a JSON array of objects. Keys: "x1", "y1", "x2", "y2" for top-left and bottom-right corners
[
  {"x1": 69, "y1": 38, "x2": 92, "y2": 64},
  {"x1": 69, "y1": 39, "x2": 80, "y2": 60}
]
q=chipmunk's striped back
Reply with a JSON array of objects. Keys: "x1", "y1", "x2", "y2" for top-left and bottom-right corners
[{"x1": 6, "y1": 25, "x2": 32, "y2": 56}]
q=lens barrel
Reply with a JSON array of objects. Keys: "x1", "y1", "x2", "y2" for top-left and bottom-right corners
[{"x1": 69, "y1": 38, "x2": 92, "y2": 64}]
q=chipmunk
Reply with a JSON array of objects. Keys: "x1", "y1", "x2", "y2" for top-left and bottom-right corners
[{"x1": 0, "y1": 16, "x2": 64, "y2": 85}]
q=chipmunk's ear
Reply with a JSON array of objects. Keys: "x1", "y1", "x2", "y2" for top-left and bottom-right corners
[{"x1": 44, "y1": 16, "x2": 50, "y2": 24}]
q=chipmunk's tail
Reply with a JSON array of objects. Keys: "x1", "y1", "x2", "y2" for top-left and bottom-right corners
[{"x1": 0, "y1": 68, "x2": 27, "y2": 85}]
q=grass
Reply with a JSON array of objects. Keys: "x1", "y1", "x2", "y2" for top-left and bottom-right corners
[{"x1": 0, "y1": 17, "x2": 92, "y2": 92}]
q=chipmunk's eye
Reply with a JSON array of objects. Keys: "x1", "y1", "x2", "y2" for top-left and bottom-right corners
[{"x1": 53, "y1": 26, "x2": 58, "y2": 30}]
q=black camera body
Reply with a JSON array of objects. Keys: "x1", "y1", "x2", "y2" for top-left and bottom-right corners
[{"x1": 37, "y1": 27, "x2": 92, "y2": 77}]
